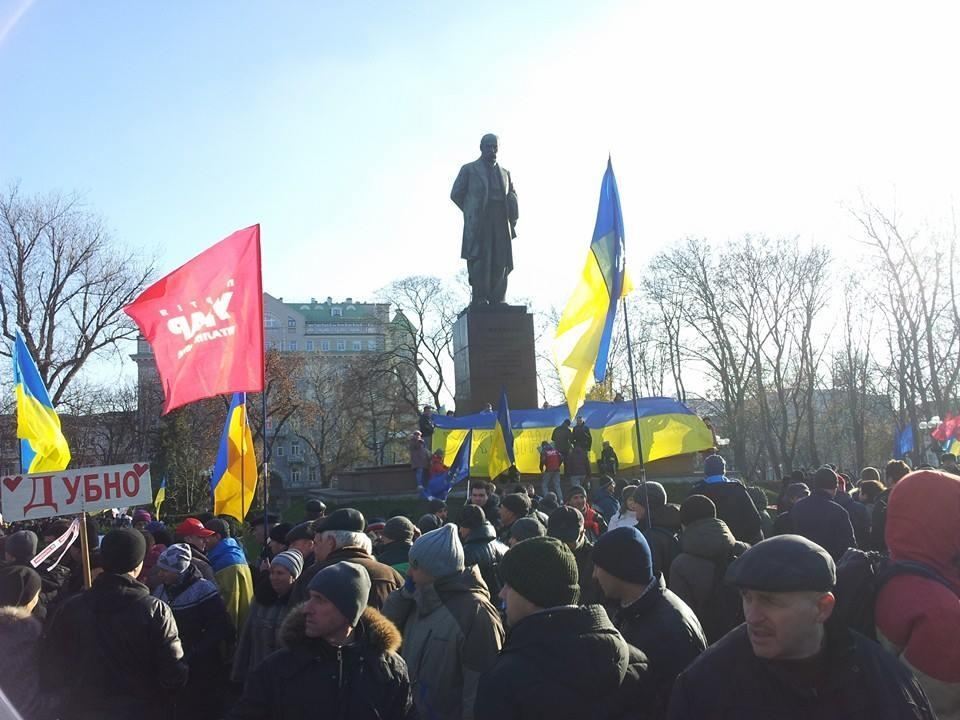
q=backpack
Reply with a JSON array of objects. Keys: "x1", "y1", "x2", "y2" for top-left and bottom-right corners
[
  {"x1": 832, "y1": 548, "x2": 954, "y2": 640},
  {"x1": 698, "y1": 546, "x2": 745, "y2": 643}
]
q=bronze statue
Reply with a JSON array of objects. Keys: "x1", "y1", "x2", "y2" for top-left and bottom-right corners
[{"x1": 451, "y1": 134, "x2": 518, "y2": 306}]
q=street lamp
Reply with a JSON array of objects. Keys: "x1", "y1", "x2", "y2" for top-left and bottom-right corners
[
  {"x1": 918, "y1": 416, "x2": 941, "y2": 431},
  {"x1": 716, "y1": 437, "x2": 731, "y2": 447}
]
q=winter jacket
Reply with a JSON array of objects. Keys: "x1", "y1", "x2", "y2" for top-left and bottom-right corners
[
  {"x1": 876, "y1": 470, "x2": 960, "y2": 720},
  {"x1": 871, "y1": 487, "x2": 892, "y2": 551},
  {"x1": 582, "y1": 503, "x2": 607, "y2": 542},
  {"x1": 474, "y1": 605, "x2": 655, "y2": 720},
  {"x1": 376, "y1": 540, "x2": 413, "y2": 575},
  {"x1": 552, "y1": 424, "x2": 573, "y2": 455},
  {"x1": 207, "y1": 537, "x2": 255, "y2": 635},
  {"x1": 668, "y1": 623, "x2": 934, "y2": 720},
  {"x1": 833, "y1": 491, "x2": 871, "y2": 549},
  {"x1": 418, "y1": 412, "x2": 435, "y2": 441},
  {"x1": 565, "y1": 447, "x2": 591, "y2": 477},
  {"x1": 232, "y1": 587, "x2": 296, "y2": 684},
  {"x1": 409, "y1": 437, "x2": 430, "y2": 469},
  {"x1": 572, "y1": 539, "x2": 605, "y2": 606},
  {"x1": 614, "y1": 577, "x2": 707, "y2": 718},
  {"x1": 190, "y1": 547, "x2": 216, "y2": 582},
  {"x1": 12, "y1": 559, "x2": 70, "y2": 623},
  {"x1": 429, "y1": 456, "x2": 448, "y2": 475},
  {"x1": 669, "y1": 518, "x2": 749, "y2": 636},
  {"x1": 229, "y1": 605, "x2": 416, "y2": 720},
  {"x1": 463, "y1": 523, "x2": 508, "y2": 598},
  {"x1": 540, "y1": 447, "x2": 563, "y2": 472},
  {"x1": 482, "y1": 494, "x2": 501, "y2": 528},
  {"x1": 609, "y1": 510, "x2": 638, "y2": 532},
  {"x1": 572, "y1": 423, "x2": 593, "y2": 451},
  {"x1": 642, "y1": 505, "x2": 682, "y2": 584},
  {"x1": 291, "y1": 545, "x2": 404, "y2": 608},
  {"x1": 789, "y1": 490, "x2": 856, "y2": 561},
  {"x1": 383, "y1": 566, "x2": 505, "y2": 720},
  {"x1": 43, "y1": 572, "x2": 188, "y2": 720},
  {"x1": 154, "y1": 566, "x2": 235, "y2": 719},
  {"x1": 688, "y1": 476, "x2": 763, "y2": 544},
  {"x1": 599, "y1": 446, "x2": 619, "y2": 476},
  {"x1": 0, "y1": 606, "x2": 50, "y2": 719},
  {"x1": 592, "y1": 489, "x2": 620, "y2": 523}
]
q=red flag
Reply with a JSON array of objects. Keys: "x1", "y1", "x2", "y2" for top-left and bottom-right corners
[{"x1": 125, "y1": 225, "x2": 264, "y2": 413}]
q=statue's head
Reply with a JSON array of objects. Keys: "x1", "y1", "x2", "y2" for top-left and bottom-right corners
[{"x1": 480, "y1": 134, "x2": 499, "y2": 162}]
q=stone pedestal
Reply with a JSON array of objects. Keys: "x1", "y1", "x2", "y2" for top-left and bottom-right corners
[{"x1": 453, "y1": 304, "x2": 538, "y2": 414}]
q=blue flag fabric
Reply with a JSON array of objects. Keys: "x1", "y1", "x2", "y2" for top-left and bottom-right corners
[
  {"x1": 418, "y1": 430, "x2": 473, "y2": 501},
  {"x1": 488, "y1": 387, "x2": 516, "y2": 479},
  {"x1": 893, "y1": 425, "x2": 914, "y2": 460}
]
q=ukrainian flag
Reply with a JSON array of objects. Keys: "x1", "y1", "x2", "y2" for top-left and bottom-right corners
[
  {"x1": 154, "y1": 476, "x2": 167, "y2": 516},
  {"x1": 554, "y1": 158, "x2": 633, "y2": 420},
  {"x1": 211, "y1": 393, "x2": 258, "y2": 522},
  {"x1": 487, "y1": 387, "x2": 516, "y2": 479},
  {"x1": 13, "y1": 332, "x2": 70, "y2": 473}
]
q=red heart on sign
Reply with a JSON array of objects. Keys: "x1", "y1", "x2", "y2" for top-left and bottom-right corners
[
  {"x1": 133, "y1": 463, "x2": 149, "y2": 478},
  {"x1": 2, "y1": 476, "x2": 22, "y2": 493}
]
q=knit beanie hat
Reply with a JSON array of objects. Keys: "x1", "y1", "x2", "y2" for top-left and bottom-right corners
[
  {"x1": 501, "y1": 493, "x2": 532, "y2": 517},
  {"x1": 308, "y1": 561, "x2": 371, "y2": 627},
  {"x1": 813, "y1": 466, "x2": 839, "y2": 490},
  {"x1": 100, "y1": 528, "x2": 147, "y2": 574},
  {"x1": 539, "y1": 493, "x2": 560, "y2": 514},
  {"x1": 566, "y1": 485, "x2": 588, "y2": 501},
  {"x1": 272, "y1": 549, "x2": 304, "y2": 579},
  {"x1": 156, "y1": 543, "x2": 192, "y2": 575},
  {"x1": 510, "y1": 517, "x2": 546, "y2": 543},
  {"x1": 384, "y1": 516, "x2": 416, "y2": 543},
  {"x1": 409, "y1": 524, "x2": 465, "y2": 578},
  {"x1": 680, "y1": 495, "x2": 717, "y2": 525},
  {"x1": 548, "y1": 506, "x2": 584, "y2": 542},
  {"x1": 500, "y1": 536, "x2": 579, "y2": 608},
  {"x1": 269, "y1": 523, "x2": 293, "y2": 544},
  {"x1": 635, "y1": 482, "x2": 667, "y2": 510},
  {"x1": 704, "y1": 454, "x2": 726, "y2": 477},
  {"x1": 0, "y1": 565, "x2": 42, "y2": 607},
  {"x1": 593, "y1": 527, "x2": 654, "y2": 585},
  {"x1": 133, "y1": 509, "x2": 152, "y2": 524},
  {"x1": 6, "y1": 530, "x2": 38, "y2": 563},
  {"x1": 417, "y1": 513, "x2": 441, "y2": 535}
]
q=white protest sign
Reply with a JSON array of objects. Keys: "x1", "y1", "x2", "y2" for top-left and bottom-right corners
[{"x1": 1, "y1": 462, "x2": 152, "y2": 522}]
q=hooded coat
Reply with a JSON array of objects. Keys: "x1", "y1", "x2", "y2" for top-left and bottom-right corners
[
  {"x1": 474, "y1": 605, "x2": 655, "y2": 720},
  {"x1": 688, "y1": 477, "x2": 763, "y2": 545},
  {"x1": 0, "y1": 606, "x2": 49, "y2": 719},
  {"x1": 462, "y1": 523, "x2": 508, "y2": 598},
  {"x1": 669, "y1": 518, "x2": 749, "y2": 624},
  {"x1": 228, "y1": 605, "x2": 416, "y2": 720},
  {"x1": 876, "y1": 470, "x2": 960, "y2": 720},
  {"x1": 383, "y1": 566, "x2": 505, "y2": 720}
]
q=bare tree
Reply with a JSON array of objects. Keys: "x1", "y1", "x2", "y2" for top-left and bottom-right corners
[{"x1": 0, "y1": 185, "x2": 155, "y2": 404}]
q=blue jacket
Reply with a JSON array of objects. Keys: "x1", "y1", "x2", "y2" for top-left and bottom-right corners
[
  {"x1": 591, "y1": 490, "x2": 620, "y2": 524},
  {"x1": 789, "y1": 491, "x2": 856, "y2": 561},
  {"x1": 832, "y1": 492, "x2": 871, "y2": 549}
]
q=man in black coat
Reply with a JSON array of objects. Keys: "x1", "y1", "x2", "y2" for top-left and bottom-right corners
[
  {"x1": 689, "y1": 455, "x2": 763, "y2": 544},
  {"x1": 43, "y1": 529, "x2": 188, "y2": 720},
  {"x1": 475, "y1": 537, "x2": 656, "y2": 720},
  {"x1": 418, "y1": 405, "x2": 435, "y2": 449},
  {"x1": 229, "y1": 562, "x2": 416, "y2": 720},
  {"x1": 593, "y1": 527, "x2": 706, "y2": 718},
  {"x1": 668, "y1": 535, "x2": 934, "y2": 720},
  {"x1": 788, "y1": 467, "x2": 856, "y2": 561},
  {"x1": 551, "y1": 418, "x2": 573, "y2": 458},
  {"x1": 572, "y1": 415, "x2": 593, "y2": 452}
]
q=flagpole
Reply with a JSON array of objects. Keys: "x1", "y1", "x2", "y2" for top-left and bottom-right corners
[
  {"x1": 621, "y1": 295, "x2": 651, "y2": 531},
  {"x1": 240, "y1": 394, "x2": 247, "y2": 525},
  {"x1": 261, "y1": 386, "x2": 269, "y2": 551}
]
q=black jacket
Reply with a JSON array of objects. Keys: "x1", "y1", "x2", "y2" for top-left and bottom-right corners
[
  {"x1": 229, "y1": 605, "x2": 416, "y2": 720},
  {"x1": 642, "y1": 505, "x2": 682, "y2": 585},
  {"x1": 614, "y1": 579, "x2": 706, "y2": 718},
  {"x1": 789, "y1": 491, "x2": 856, "y2": 561},
  {"x1": 688, "y1": 479, "x2": 763, "y2": 545},
  {"x1": 475, "y1": 605, "x2": 655, "y2": 720},
  {"x1": 376, "y1": 540, "x2": 413, "y2": 570},
  {"x1": 668, "y1": 623, "x2": 935, "y2": 720},
  {"x1": 552, "y1": 424, "x2": 573, "y2": 455},
  {"x1": 418, "y1": 412, "x2": 435, "y2": 439},
  {"x1": 572, "y1": 423, "x2": 593, "y2": 451},
  {"x1": 572, "y1": 539, "x2": 605, "y2": 606},
  {"x1": 871, "y1": 488, "x2": 891, "y2": 551},
  {"x1": 463, "y1": 523, "x2": 508, "y2": 599},
  {"x1": 43, "y1": 572, "x2": 188, "y2": 720}
]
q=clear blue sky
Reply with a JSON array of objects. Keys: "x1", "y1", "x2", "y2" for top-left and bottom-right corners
[{"x1": 3, "y1": 0, "x2": 960, "y2": 390}]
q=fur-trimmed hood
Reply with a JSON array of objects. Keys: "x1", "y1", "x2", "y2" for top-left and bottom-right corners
[
  {"x1": 279, "y1": 603, "x2": 402, "y2": 655},
  {"x1": 0, "y1": 605, "x2": 41, "y2": 647}
]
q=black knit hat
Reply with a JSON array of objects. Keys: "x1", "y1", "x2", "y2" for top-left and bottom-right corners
[
  {"x1": 548, "y1": 506, "x2": 584, "y2": 542},
  {"x1": 269, "y1": 523, "x2": 293, "y2": 544},
  {"x1": 100, "y1": 528, "x2": 147, "y2": 574},
  {"x1": 383, "y1": 516, "x2": 416, "y2": 542},
  {"x1": 308, "y1": 561, "x2": 371, "y2": 626},
  {"x1": 501, "y1": 493, "x2": 532, "y2": 517},
  {"x1": 680, "y1": 495, "x2": 717, "y2": 525},
  {"x1": 0, "y1": 565, "x2": 42, "y2": 607},
  {"x1": 593, "y1": 527, "x2": 653, "y2": 585},
  {"x1": 500, "y1": 536, "x2": 579, "y2": 608}
]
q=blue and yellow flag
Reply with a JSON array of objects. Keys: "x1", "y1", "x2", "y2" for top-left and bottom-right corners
[
  {"x1": 210, "y1": 393, "x2": 258, "y2": 522},
  {"x1": 13, "y1": 332, "x2": 70, "y2": 473},
  {"x1": 154, "y1": 476, "x2": 167, "y2": 516},
  {"x1": 488, "y1": 387, "x2": 516, "y2": 479},
  {"x1": 419, "y1": 430, "x2": 473, "y2": 501},
  {"x1": 554, "y1": 158, "x2": 633, "y2": 419}
]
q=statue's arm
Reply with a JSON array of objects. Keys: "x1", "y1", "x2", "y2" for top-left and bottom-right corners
[
  {"x1": 451, "y1": 166, "x2": 469, "y2": 210},
  {"x1": 506, "y1": 171, "x2": 518, "y2": 224}
]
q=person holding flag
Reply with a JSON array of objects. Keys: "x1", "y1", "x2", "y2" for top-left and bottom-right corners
[
  {"x1": 12, "y1": 331, "x2": 70, "y2": 473},
  {"x1": 419, "y1": 430, "x2": 473, "y2": 502}
]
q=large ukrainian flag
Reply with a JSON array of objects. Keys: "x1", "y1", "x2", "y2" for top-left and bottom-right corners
[
  {"x1": 487, "y1": 387, "x2": 515, "y2": 479},
  {"x1": 554, "y1": 158, "x2": 633, "y2": 420},
  {"x1": 211, "y1": 393, "x2": 258, "y2": 522},
  {"x1": 13, "y1": 332, "x2": 70, "y2": 473}
]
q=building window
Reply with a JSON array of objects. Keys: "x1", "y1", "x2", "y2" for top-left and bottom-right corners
[
  {"x1": 292, "y1": 470, "x2": 301, "y2": 485},
  {"x1": 309, "y1": 467, "x2": 318, "y2": 483},
  {"x1": 331, "y1": 307, "x2": 343, "y2": 317},
  {"x1": 321, "y1": 340, "x2": 330, "y2": 351},
  {"x1": 276, "y1": 445, "x2": 285, "y2": 457},
  {"x1": 265, "y1": 315, "x2": 278, "y2": 329},
  {"x1": 292, "y1": 441, "x2": 302, "y2": 456},
  {"x1": 287, "y1": 340, "x2": 297, "y2": 351},
  {"x1": 306, "y1": 340, "x2": 314, "y2": 351},
  {"x1": 287, "y1": 317, "x2": 296, "y2": 330},
  {"x1": 352, "y1": 341, "x2": 362, "y2": 351},
  {"x1": 336, "y1": 340, "x2": 346, "y2": 351},
  {"x1": 367, "y1": 339, "x2": 376, "y2": 351}
]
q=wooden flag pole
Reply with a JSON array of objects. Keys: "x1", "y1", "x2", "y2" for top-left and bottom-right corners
[
  {"x1": 621, "y1": 295, "x2": 651, "y2": 532},
  {"x1": 240, "y1": 394, "x2": 247, "y2": 525},
  {"x1": 79, "y1": 513, "x2": 92, "y2": 589}
]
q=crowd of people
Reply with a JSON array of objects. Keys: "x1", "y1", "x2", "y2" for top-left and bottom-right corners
[{"x1": 0, "y1": 450, "x2": 957, "y2": 719}]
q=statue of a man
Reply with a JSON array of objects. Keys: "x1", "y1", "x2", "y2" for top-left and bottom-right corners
[{"x1": 451, "y1": 133, "x2": 519, "y2": 306}]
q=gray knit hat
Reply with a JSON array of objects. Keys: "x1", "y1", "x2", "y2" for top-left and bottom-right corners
[
  {"x1": 157, "y1": 543, "x2": 192, "y2": 575},
  {"x1": 409, "y1": 524, "x2": 465, "y2": 578},
  {"x1": 510, "y1": 517, "x2": 546, "y2": 543},
  {"x1": 272, "y1": 549, "x2": 304, "y2": 579},
  {"x1": 5, "y1": 530, "x2": 38, "y2": 563},
  {"x1": 308, "y1": 561, "x2": 371, "y2": 626}
]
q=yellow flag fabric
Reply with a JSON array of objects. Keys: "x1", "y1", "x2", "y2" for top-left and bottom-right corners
[
  {"x1": 13, "y1": 332, "x2": 70, "y2": 473},
  {"x1": 211, "y1": 393, "x2": 258, "y2": 522}
]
